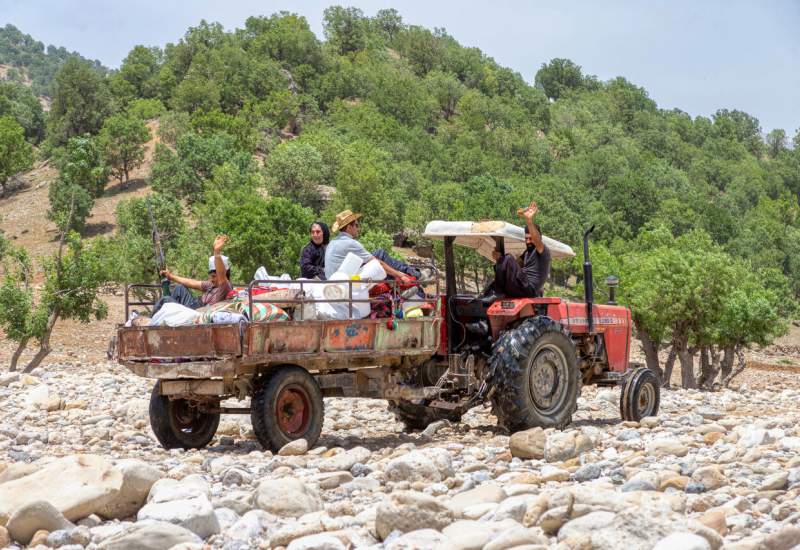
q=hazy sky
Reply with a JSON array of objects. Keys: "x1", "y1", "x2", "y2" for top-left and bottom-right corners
[{"x1": 2, "y1": 0, "x2": 798, "y2": 134}]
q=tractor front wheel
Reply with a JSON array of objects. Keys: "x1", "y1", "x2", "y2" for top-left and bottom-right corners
[
  {"x1": 489, "y1": 317, "x2": 580, "y2": 432},
  {"x1": 620, "y1": 366, "x2": 661, "y2": 421}
]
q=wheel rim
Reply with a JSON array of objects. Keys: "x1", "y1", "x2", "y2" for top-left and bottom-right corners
[
  {"x1": 636, "y1": 380, "x2": 656, "y2": 417},
  {"x1": 170, "y1": 400, "x2": 205, "y2": 434},
  {"x1": 275, "y1": 384, "x2": 311, "y2": 436},
  {"x1": 528, "y1": 344, "x2": 569, "y2": 412}
]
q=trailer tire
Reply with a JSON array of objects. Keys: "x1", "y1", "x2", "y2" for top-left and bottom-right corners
[
  {"x1": 251, "y1": 365, "x2": 324, "y2": 451},
  {"x1": 389, "y1": 400, "x2": 462, "y2": 432},
  {"x1": 620, "y1": 366, "x2": 660, "y2": 421},
  {"x1": 489, "y1": 317, "x2": 579, "y2": 432},
  {"x1": 149, "y1": 381, "x2": 220, "y2": 450}
]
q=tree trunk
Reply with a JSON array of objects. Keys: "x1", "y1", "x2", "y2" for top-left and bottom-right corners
[
  {"x1": 639, "y1": 329, "x2": 663, "y2": 378},
  {"x1": 721, "y1": 346, "x2": 747, "y2": 387},
  {"x1": 677, "y1": 343, "x2": 696, "y2": 389},
  {"x1": 662, "y1": 347, "x2": 677, "y2": 389},
  {"x1": 21, "y1": 310, "x2": 58, "y2": 373},
  {"x1": 698, "y1": 346, "x2": 715, "y2": 389},
  {"x1": 720, "y1": 346, "x2": 734, "y2": 381},
  {"x1": 9, "y1": 337, "x2": 30, "y2": 372}
]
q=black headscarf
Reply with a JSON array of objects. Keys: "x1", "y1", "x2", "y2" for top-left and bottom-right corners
[{"x1": 312, "y1": 221, "x2": 330, "y2": 245}]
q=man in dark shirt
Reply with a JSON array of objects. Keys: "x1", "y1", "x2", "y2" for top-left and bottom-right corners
[{"x1": 492, "y1": 202, "x2": 551, "y2": 298}]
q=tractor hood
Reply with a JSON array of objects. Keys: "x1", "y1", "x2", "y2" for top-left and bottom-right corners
[{"x1": 423, "y1": 220, "x2": 576, "y2": 261}]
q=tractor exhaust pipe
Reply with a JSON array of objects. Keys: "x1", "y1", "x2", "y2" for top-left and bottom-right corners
[{"x1": 583, "y1": 225, "x2": 595, "y2": 334}]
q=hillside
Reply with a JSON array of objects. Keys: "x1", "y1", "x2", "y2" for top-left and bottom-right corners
[{"x1": 0, "y1": 23, "x2": 106, "y2": 97}]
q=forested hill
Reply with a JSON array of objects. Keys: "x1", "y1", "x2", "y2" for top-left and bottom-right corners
[
  {"x1": 0, "y1": 23, "x2": 106, "y2": 97},
  {"x1": 1, "y1": 7, "x2": 799, "y2": 386}
]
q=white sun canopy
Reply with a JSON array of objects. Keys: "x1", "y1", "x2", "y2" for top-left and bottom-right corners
[{"x1": 423, "y1": 220, "x2": 576, "y2": 261}]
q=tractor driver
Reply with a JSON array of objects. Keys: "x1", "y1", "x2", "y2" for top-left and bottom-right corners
[{"x1": 490, "y1": 202, "x2": 551, "y2": 298}]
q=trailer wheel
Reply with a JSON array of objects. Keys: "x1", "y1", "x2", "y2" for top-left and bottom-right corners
[
  {"x1": 251, "y1": 366, "x2": 324, "y2": 451},
  {"x1": 488, "y1": 317, "x2": 580, "y2": 432},
  {"x1": 389, "y1": 400, "x2": 462, "y2": 432},
  {"x1": 620, "y1": 367, "x2": 660, "y2": 421},
  {"x1": 149, "y1": 381, "x2": 220, "y2": 449}
]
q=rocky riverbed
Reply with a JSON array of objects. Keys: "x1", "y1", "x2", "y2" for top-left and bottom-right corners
[{"x1": 1, "y1": 359, "x2": 800, "y2": 550}]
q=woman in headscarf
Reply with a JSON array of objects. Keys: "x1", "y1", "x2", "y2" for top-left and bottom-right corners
[{"x1": 299, "y1": 221, "x2": 330, "y2": 279}]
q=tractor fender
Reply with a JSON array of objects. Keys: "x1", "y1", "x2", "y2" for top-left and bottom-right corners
[{"x1": 487, "y1": 297, "x2": 562, "y2": 340}]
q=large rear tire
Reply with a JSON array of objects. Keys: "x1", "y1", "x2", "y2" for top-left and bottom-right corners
[
  {"x1": 489, "y1": 317, "x2": 580, "y2": 432},
  {"x1": 149, "y1": 381, "x2": 220, "y2": 449},
  {"x1": 389, "y1": 399, "x2": 462, "y2": 432},
  {"x1": 250, "y1": 365, "x2": 324, "y2": 451},
  {"x1": 620, "y1": 367, "x2": 661, "y2": 421}
]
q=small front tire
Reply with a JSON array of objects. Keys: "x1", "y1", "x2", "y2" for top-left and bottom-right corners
[
  {"x1": 149, "y1": 381, "x2": 220, "y2": 449},
  {"x1": 620, "y1": 367, "x2": 661, "y2": 421}
]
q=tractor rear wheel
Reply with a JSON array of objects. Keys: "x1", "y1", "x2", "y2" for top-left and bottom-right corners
[
  {"x1": 620, "y1": 367, "x2": 660, "y2": 421},
  {"x1": 149, "y1": 382, "x2": 220, "y2": 450},
  {"x1": 389, "y1": 399, "x2": 462, "y2": 432},
  {"x1": 250, "y1": 365, "x2": 324, "y2": 451},
  {"x1": 489, "y1": 317, "x2": 580, "y2": 432}
]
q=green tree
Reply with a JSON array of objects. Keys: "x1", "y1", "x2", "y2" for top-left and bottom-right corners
[
  {"x1": 765, "y1": 128, "x2": 787, "y2": 158},
  {"x1": 47, "y1": 179, "x2": 94, "y2": 233},
  {"x1": 0, "y1": 81, "x2": 46, "y2": 142},
  {"x1": 55, "y1": 135, "x2": 110, "y2": 198},
  {"x1": 323, "y1": 6, "x2": 367, "y2": 55},
  {"x1": 0, "y1": 229, "x2": 107, "y2": 372},
  {"x1": 265, "y1": 141, "x2": 325, "y2": 210},
  {"x1": 99, "y1": 113, "x2": 151, "y2": 186},
  {"x1": 192, "y1": 187, "x2": 314, "y2": 279},
  {"x1": 48, "y1": 57, "x2": 112, "y2": 146},
  {"x1": 534, "y1": 58, "x2": 585, "y2": 100},
  {"x1": 0, "y1": 116, "x2": 33, "y2": 192}
]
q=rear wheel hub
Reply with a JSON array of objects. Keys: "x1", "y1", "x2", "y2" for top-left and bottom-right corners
[{"x1": 275, "y1": 385, "x2": 311, "y2": 436}]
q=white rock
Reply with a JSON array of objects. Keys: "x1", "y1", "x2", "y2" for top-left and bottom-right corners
[
  {"x1": 652, "y1": 532, "x2": 710, "y2": 550},
  {"x1": 385, "y1": 528, "x2": 447, "y2": 549},
  {"x1": 385, "y1": 449, "x2": 451, "y2": 483},
  {"x1": 253, "y1": 478, "x2": 322, "y2": 518},
  {"x1": 279, "y1": 438, "x2": 309, "y2": 456},
  {"x1": 147, "y1": 475, "x2": 209, "y2": 504},
  {"x1": 287, "y1": 533, "x2": 346, "y2": 550},
  {"x1": 317, "y1": 446, "x2": 371, "y2": 472},
  {"x1": 448, "y1": 484, "x2": 506, "y2": 515},
  {"x1": 6, "y1": 500, "x2": 75, "y2": 545},
  {"x1": 98, "y1": 459, "x2": 162, "y2": 519},
  {"x1": 96, "y1": 521, "x2": 202, "y2": 549},
  {"x1": 375, "y1": 491, "x2": 454, "y2": 540},
  {"x1": 0, "y1": 455, "x2": 122, "y2": 522},
  {"x1": 136, "y1": 495, "x2": 220, "y2": 538}
]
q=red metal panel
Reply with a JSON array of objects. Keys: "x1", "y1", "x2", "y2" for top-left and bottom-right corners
[
  {"x1": 270, "y1": 324, "x2": 321, "y2": 354},
  {"x1": 119, "y1": 325, "x2": 241, "y2": 360},
  {"x1": 324, "y1": 322, "x2": 376, "y2": 352}
]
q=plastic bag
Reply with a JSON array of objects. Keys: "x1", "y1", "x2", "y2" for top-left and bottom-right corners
[{"x1": 150, "y1": 302, "x2": 200, "y2": 327}]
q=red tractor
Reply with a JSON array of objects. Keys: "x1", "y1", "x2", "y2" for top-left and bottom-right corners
[{"x1": 393, "y1": 221, "x2": 661, "y2": 431}]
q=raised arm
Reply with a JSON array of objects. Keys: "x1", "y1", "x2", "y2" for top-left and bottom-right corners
[
  {"x1": 522, "y1": 201, "x2": 545, "y2": 254},
  {"x1": 213, "y1": 235, "x2": 229, "y2": 286}
]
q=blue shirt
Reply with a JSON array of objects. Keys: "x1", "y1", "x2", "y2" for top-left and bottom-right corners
[{"x1": 324, "y1": 233, "x2": 372, "y2": 278}]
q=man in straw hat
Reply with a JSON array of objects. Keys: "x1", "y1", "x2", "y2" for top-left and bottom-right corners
[{"x1": 325, "y1": 210, "x2": 418, "y2": 282}]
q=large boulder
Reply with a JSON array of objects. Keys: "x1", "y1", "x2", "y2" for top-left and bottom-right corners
[
  {"x1": 97, "y1": 521, "x2": 202, "y2": 550},
  {"x1": 374, "y1": 491, "x2": 454, "y2": 540},
  {"x1": 97, "y1": 460, "x2": 162, "y2": 519},
  {"x1": 0, "y1": 455, "x2": 121, "y2": 522},
  {"x1": 254, "y1": 478, "x2": 322, "y2": 518},
  {"x1": 6, "y1": 501, "x2": 74, "y2": 545}
]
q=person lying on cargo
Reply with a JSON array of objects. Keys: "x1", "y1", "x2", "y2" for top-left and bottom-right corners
[
  {"x1": 299, "y1": 221, "x2": 330, "y2": 280},
  {"x1": 325, "y1": 210, "x2": 420, "y2": 282},
  {"x1": 491, "y1": 202, "x2": 551, "y2": 298},
  {"x1": 154, "y1": 235, "x2": 234, "y2": 313}
]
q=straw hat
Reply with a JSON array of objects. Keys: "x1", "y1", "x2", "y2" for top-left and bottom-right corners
[{"x1": 331, "y1": 209, "x2": 362, "y2": 232}]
